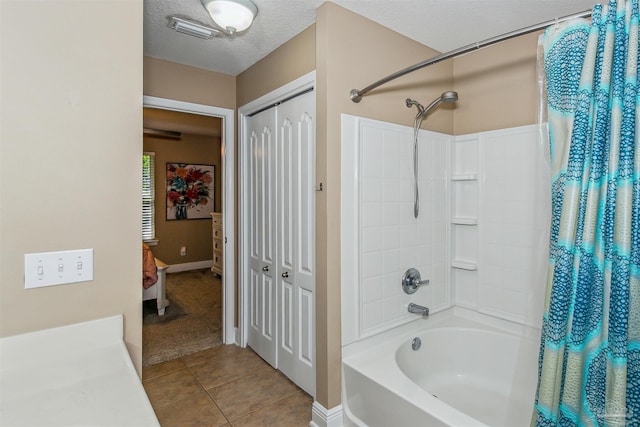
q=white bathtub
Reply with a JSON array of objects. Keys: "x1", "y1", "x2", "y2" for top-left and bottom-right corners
[{"x1": 342, "y1": 307, "x2": 541, "y2": 427}]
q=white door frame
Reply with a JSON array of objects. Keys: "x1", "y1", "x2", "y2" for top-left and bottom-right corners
[
  {"x1": 143, "y1": 95, "x2": 236, "y2": 344},
  {"x1": 238, "y1": 71, "x2": 315, "y2": 347}
]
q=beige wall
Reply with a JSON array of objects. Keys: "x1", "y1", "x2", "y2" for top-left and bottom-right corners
[
  {"x1": 144, "y1": 57, "x2": 236, "y2": 109},
  {"x1": 236, "y1": 25, "x2": 317, "y2": 106},
  {"x1": 144, "y1": 134, "x2": 222, "y2": 265},
  {"x1": 0, "y1": 0, "x2": 144, "y2": 371},
  {"x1": 315, "y1": 2, "x2": 454, "y2": 408},
  {"x1": 453, "y1": 31, "x2": 542, "y2": 134}
]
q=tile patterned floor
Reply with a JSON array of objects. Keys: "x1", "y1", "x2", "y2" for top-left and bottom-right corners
[{"x1": 143, "y1": 344, "x2": 313, "y2": 426}]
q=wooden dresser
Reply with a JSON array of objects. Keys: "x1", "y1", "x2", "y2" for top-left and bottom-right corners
[{"x1": 210, "y1": 212, "x2": 223, "y2": 276}]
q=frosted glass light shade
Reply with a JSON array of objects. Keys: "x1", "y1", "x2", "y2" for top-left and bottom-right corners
[{"x1": 202, "y1": 0, "x2": 258, "y2": 34}]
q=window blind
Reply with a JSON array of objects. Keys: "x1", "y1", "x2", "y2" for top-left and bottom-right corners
[{"x1": 142, "y1": 152, "x2": 155, "y2": 241}]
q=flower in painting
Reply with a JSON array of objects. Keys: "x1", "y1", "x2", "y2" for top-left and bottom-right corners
[
  {"x1": 186, "y1": 189, "x2": 199, "y2": 200},
  {"x1": 166, "y1": 164, "x2": 212, "y2": 211}
]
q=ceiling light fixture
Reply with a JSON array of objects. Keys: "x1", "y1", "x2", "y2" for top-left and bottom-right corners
[
  {"x1": 168, "y1": 16, "x2": 222, "y2": 39},
  {"x1": 201, "y1": 0, "x2": 258, "y2": 35}
]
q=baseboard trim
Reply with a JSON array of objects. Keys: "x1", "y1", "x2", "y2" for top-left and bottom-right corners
[
  {"x1": 310, "y1": 402, "x2": 343, "y2": 427},
  {"x1": 166, "y1": 260, "x2": 213, "y2": 273}
]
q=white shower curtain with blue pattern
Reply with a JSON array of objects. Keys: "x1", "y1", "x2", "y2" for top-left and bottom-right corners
[{"x1": 533, "y1": 0, "x2": 640, "y2": 425}]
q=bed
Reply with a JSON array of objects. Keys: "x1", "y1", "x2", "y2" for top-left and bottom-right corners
[{"x1": 142, "y1": 243, "x2": 170, "y2": 316}]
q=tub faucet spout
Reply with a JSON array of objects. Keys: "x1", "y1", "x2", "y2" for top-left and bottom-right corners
[{"x1": 408, "y1": 303, "x2": 429, "y2": 317}]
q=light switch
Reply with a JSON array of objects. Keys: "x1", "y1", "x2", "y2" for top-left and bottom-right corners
[{"x1": 24, "y1": 249, "x2": 94, "y2": 289}]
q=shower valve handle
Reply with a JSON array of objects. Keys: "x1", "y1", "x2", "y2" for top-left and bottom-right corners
[{"x1": 402, "y1": 268, "x2": 429, "y2": 294}]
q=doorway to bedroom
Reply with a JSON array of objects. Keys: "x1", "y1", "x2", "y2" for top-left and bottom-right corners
[{"x1": 141, "y1": 97, "x2": 235, "y2": 366}]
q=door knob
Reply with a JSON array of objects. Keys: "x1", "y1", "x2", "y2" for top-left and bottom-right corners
[
  {"x1": 262, "y1": 266, "x2": 269, "y2": 272},
  {"x1": 282, "y1": 272, "x2": 289, "y2": 278}
]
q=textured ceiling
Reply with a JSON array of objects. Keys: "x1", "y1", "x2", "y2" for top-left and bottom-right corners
[{"x1": 144, "y1": 0, "x2": 597, "y2": 76}]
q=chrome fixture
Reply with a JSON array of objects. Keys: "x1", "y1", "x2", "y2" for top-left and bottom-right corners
[
  {"x1": 406, "y1": 91, "x2": 458, "y2": 218},
  {"x1": 349, "y1": 10, "x2": 593, "y2": 103},
  {"x1": 408, "y1": 303, "x2": 430, "y2": 318},
  {"x1": 402, "y1": 268, "x2": 429, "y2": 294},
  {"x1": 411, "y1": 337, "x2": 422, "y2": 351},
  {"x1": 406, "y1": 91, "x2": 458, "y2": 121},
  {"x1": 201, "y1": 0, "x2": 258, "y2": 35}
]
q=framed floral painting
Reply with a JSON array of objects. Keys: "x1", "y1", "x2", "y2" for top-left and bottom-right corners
[{"x1": 166, "y1": 163, "x2": 215, "y2": 220}]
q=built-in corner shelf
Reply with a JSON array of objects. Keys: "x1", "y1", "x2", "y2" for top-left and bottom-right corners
[
  {"x1": 451, "y1": 174, "x2": 478, "y2": 181},
  {"x1": 451, "y1": 260, "x2": 478, "y2": 271},
  {"x1": 451, "y1": 137, "x2": 480, "y2": 307},
  {"x1": 451, "y1": 217, "x2": 478, "y2": 226}
]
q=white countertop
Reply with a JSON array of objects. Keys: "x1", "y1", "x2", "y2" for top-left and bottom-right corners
[{"x1": 0, "y1": 316, "x2": 159, "y2": 426}]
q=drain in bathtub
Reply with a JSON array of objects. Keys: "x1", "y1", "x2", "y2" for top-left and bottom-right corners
[{"x1": 411, "y1": 337, "x2": 421, "y2": 350}]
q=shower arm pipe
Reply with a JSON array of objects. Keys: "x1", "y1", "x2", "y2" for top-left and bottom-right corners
[{"x1": 349, "y1": 9, "x2": 592, "y2": 103}]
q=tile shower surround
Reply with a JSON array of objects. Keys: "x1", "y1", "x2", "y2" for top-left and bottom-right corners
[
  {"x1": 358, "y1": 121, "x2": 449, "y2": 335},
  {"x1": 343, "y1": 115, "x2": 547, "y2": 344}
]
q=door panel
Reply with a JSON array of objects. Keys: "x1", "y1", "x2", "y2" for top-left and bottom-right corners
[
  {"x1": 275, "y1": 91, "x2": 315, "y2": 396},
  {"x1": 298, "y1": 111, "x2": 315, "y2": 276},
  {"x1": 281, "y1": 279, "x2": 294, "y2": 352},
  {"x1": 246, "y1": 108, "x2": 277, "y2": 367},
  {"x1": 299, "y1": 288, "x2": 314, "y2": 365}
]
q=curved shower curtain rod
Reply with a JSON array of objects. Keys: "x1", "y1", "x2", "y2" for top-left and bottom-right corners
[{"x1": 349, "y1": 9, "x2": 593, "y2": 103}]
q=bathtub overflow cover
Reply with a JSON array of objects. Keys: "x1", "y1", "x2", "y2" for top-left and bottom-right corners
[{"x1": 411, "y1": 337, "x2": 421, "y2": 351}]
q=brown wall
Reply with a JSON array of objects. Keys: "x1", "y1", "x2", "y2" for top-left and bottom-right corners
[
  {"x1": 0, "y1": 0, "x2": 144, "y2": 370},
  {"x1": 144, "y1": 133, "x2": 222, "y2": 265}
]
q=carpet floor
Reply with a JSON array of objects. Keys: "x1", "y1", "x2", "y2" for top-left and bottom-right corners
[{"x1": 142, "y1": 269, "x2": 223, "y2": 367}]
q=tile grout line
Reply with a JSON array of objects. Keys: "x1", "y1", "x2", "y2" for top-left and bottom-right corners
[
  {"x1": 210, "y1": 369, "x2": 309, "y2": 424},
  {"x1": 142, "y1": 360, "x2": 189, "y2": 383},
  {"x1": 185, "y1": 361, "x2": 233, "y2": 426}
]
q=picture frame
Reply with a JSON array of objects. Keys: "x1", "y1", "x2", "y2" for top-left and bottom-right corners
[{"x1": 166, "y1": 163, "x2": 215, "y2": 220}]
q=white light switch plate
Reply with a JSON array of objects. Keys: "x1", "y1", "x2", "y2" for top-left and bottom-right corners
[{"x1": 24, "y1": 249, "x2": 94, "y2": 289}]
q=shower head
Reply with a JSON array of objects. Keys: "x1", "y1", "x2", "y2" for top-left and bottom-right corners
[
  {"x1": 421, "y1": 90, "x2": 459, "y2": 118},
  {"x1": 407, "y1": 90, "x2": 459, "y2": 220},
  {"x1": 441, "y1": 91, "x2": 459, "y2": 103}
]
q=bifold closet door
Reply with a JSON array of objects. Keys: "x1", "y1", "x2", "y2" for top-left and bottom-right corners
[
  {"x1": 275, "y1": 90, "x2": 315, "y2": 396},
  {"x1": 247, "y1": 107, "x2": 277, "y2": 368},
  {"x1": 245, "y1": 90, "x2": 315, "y2": 396}
]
